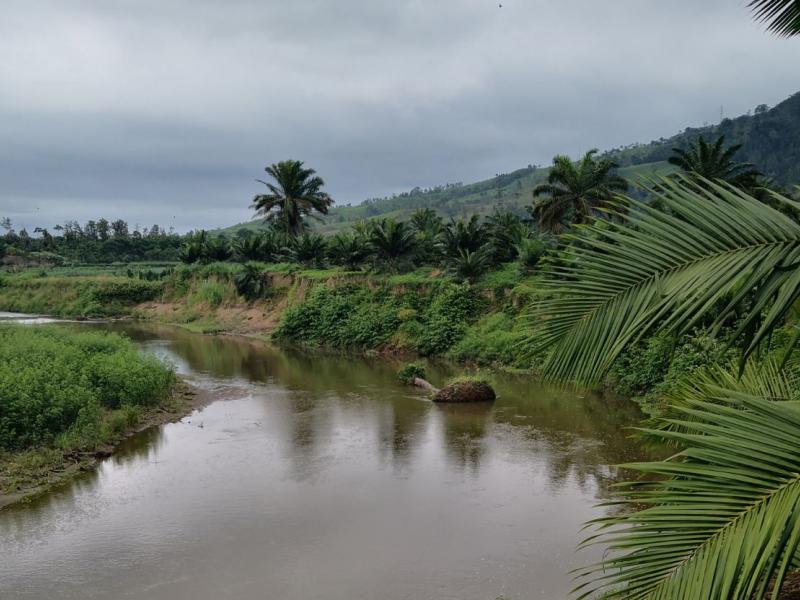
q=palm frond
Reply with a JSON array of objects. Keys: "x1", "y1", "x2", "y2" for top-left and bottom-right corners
[
  {"x1": 749, "y1": 0, "x2": 800, "y2": 36},
  {"x1": 575, "y1": 390, "x2": 800, "y2": 599},
  {"x1": 528, "y1": 176, "x2": 800, "y2": 386}
]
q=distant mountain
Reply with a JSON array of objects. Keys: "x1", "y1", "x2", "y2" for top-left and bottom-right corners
[{"x1": 219, "y1": 91, "x2": 799, "y2": 237}]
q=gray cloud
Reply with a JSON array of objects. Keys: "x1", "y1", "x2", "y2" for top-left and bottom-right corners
[{"x1": 1, "y1": 0, "x2": 799, "y2": 232}]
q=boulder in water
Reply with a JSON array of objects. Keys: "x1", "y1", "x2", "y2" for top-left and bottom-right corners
[{"x1": 433, "y1": 380, "x2": 496, "y2": 403}]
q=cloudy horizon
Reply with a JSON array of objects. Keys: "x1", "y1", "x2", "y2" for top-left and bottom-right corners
[{"x1": 2, "y1": 0, "x2": 800, "y2": 233}]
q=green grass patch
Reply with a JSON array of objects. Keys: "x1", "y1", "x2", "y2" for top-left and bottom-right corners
[{"x1": 0, "y1": 325, "x2": 176, "y2": 452}]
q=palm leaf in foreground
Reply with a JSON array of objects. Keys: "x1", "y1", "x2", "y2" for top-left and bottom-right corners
[
  {"x1": 529, "y1": 176, "x2": 800, "y2": 386},
  {"x1": 575, "y1": 391, "x2": 800, "y2": 599},
  {"x1": 749, "y1": 0, "x2": 800, "y2": 37}
]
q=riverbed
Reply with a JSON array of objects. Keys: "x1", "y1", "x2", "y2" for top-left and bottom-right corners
[{"x1": 0, "y1": 321, "x2": 653, "y2": 599}]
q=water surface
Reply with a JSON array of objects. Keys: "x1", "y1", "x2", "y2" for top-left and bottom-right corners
[{"x1": 0, "y1": 323, "x2": 654, "y2": 599}]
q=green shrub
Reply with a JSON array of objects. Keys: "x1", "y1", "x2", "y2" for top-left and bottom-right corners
[
  {"x1": 0, "y1": 325, "x2": 175, "y2": 451},
  {"x1": 412, "y1": 285, "x2": 484, "y2": 356},
  {"x1": 193, "y1": 279, "x2": 232, "y2": 307},
  {"x1": 397, "y1": 363, "x2": 426, "y2": 384},
  {"x1": 448, "y1": 311, "x2": 530, "y2": 367},
  {"x1": 276, "y1": 285, "x2": 401, "y2": 348},
  {"x1": 610, "y1": 330, "x2": 737, "y2": 403}
]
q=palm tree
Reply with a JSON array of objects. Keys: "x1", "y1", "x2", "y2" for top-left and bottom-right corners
[
  {"x1": 439, "y1": 215, "x2": 485, "y2": 256},
  {"x1": 532, "y1": 150, "x2": 628, "y2": 234},
  {"x1": 574, "y1": 383, "x2": 800, "y2": 599},
  {"x1": 327, "y1": 232, "x2": 370, "y2": 270},
  {"x1": 749, "y1": 0, "x2": 800, "y2": 36},
  {"x1": 529, "y1": 177, "x2": 800, "y2": 597},
  {"x1": 251, "y1": 160, "x2": 333, "y2": 236},
  {"x1": 446, "y1": 247, "x2": 491, "y2": 282},
  {"x1": 529, "y1": 176, "x2": 800, "y2": 387},
  {"x1": 368, "y1": 218, "x2": 417, "y2": 272},
  {"x1": 668, "y1": 135, "x2": 763, "y2": 191}
]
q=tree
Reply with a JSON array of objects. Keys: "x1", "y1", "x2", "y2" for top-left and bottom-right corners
[
  {"x1": 110, "y1": 220, "x2": 129, "y2": 238},
  {"x1": 531, "y1": 149, "x2": 628, "y2": 234},
  {"x1": 327, "y1": 232, "x2": 370, "y2": 270},
  {"x1": 749, "y1": 0, "x2": 800, "y2": 36},
  {"x1": 96, "y1": 218, "x2": 110, "y2": 241},
  {"x1": 529, "y1": 176, "x2": 800, "y2": 387},
  {"x1": 439, "y1": 215, "x2": 485, "y2": 257},
  {"x1": 530, "y1": 177, "x2": 800, "y2": 597},
  {"x1": 368, "y1": 218, "x2": 417, "y2": 272},
  {"x1": 446, "y1": 247, "x2": 491, "y2": 282},
  {"x1": 668, "y1": 135, "x2": 763, "y2": 191},
  {"x1": 251, "y1": 160, "x2": 333, "y2": 236}
]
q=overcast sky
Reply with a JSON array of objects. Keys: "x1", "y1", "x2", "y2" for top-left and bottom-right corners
[{"x1": 1, "y1": 0, "x2": 799, "y2": 232}]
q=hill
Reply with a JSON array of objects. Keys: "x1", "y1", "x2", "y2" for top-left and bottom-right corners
[
  {"x1": 605, "y1": 91, "x2": 800, "y2": 185},
  {"x1": 219, "y1": 90, "x2": 800, "y2": 237}
]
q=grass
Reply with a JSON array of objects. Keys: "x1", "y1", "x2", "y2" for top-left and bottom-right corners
[
  {"x1": 0, "y1": 324, "x2": 179, "y2": 499},
  {"x1": 0, "y1": 273, "x2": 163, "y2": 316}
]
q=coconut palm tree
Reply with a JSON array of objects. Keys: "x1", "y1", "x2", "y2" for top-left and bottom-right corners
[
  {"x1": 749, "y1": 0, "x2": 800, "y2": 36},
  {"x1": 251, "y1": 160, "x2": 333, "y2": 236},
  {"x1": 532, "y1": 150, "x2": 628, "y2": 234},
  {"x1": 668, "y1": 135, "x2": 763, "y2": 191}
]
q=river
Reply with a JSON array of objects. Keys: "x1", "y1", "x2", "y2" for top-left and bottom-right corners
[{"x1": 0, "y1": 320, "x2": 654, "y2": 599}]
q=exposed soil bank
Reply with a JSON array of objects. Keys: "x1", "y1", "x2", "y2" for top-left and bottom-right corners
[{"x1": 0, "y1": 381, "x2": 213, "y2": 510}]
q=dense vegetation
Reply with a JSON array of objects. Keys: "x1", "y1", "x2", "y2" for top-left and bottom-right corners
[
  {"x1": 529, "y1": 176, "x2": 800, "y2": 598},
  {"x1": 0, "y1": 273, "x2": 163, "y2": 316},
  {"x1": 0, "y1": 325, "x2": 175, "y2": 453},
  {"x1": 0, "y1": 217, "x2": 181, "y2": 266}
]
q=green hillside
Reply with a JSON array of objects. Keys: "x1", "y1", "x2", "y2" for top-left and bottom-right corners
[
  {"x1": 605, "y1": 91, "x2": 800, "y2": 185},
  {"x1": 219, "y1": 90, "x2": 799, "y2": 237}
]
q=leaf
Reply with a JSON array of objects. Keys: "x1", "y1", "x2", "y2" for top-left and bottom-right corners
[
  {"x1": 749, "y1": 0, "x2": 800, "y2": 37},
  {"x1": 527, "y1": 176, "x2": 800, "y2": 386},
  {"x1": 576, "y1": 390, "x2": 800, "y2": 599}
]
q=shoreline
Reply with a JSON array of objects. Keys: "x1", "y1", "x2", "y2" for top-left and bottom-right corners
[{"x1": 0, "y1": 381, "x2": 215, "y2": 510}]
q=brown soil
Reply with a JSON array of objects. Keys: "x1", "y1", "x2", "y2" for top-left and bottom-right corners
[{"x1": 772, "y1": 570, "x2": 800, "y2": 599}]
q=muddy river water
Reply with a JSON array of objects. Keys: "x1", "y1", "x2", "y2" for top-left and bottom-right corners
[{"x1": 0, "y1": 320, "x2": 654, "y2": 599}]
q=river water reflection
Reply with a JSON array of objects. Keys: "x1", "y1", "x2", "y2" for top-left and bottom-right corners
[{"x1": 0, "y1": 323, "x2": 656, "y2": 599}]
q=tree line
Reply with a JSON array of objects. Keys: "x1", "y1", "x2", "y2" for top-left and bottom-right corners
[{"x1": 0, "y1": 217, "x2": 182, "y2": 264}]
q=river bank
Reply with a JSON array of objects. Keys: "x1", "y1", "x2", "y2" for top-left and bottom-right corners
[
  {"x1": 0, "y1": 263, "x2": 537, "y2": 367},
  {"x1": 0, "y1": 382, "x2": 212, "y2": 509},
  {"x1": 0, "y1": 324, "x2": 188, "y2": 509},
  {"x1": 0, "y1": 264, "x2": 753, "y2": 412}
]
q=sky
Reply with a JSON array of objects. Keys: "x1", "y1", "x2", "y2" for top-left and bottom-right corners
[{"x1": 1, "y1": 0, "x2": 800, "y2": 233}]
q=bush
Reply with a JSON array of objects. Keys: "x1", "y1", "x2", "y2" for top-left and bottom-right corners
[
  {"x1": 412, "y1": 285, "x2": 484, "y2": 356},
  {"x1": 449, "y1": 311, "x2": 530, "y2": 367},
  {"x1": 397, "y1": 363, "x2": 426, "y2": 384},
  {"x1": 275, "y1": 285, "x2": 401, "y2": 349},
  {"x1": 0, "y1": 325, "x2": 175, "y2": 451}
]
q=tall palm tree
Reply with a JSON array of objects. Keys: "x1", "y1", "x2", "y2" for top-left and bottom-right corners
[
  {"x1": 749, "y1": 0, "x2": 800, "y2": 36},
  {"x1": 532, "y1": 149, "x2": 628, "y2": 234},
  {"x1": 668, "y1": 135, "x2": 763, "y2": 191},
  {"x1": 251, "y1": 160, "x2": 333, "y2": 236}
]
